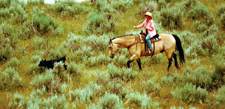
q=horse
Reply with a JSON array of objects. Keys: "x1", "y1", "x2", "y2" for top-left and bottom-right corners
[{"x1": 108, "y1": 32, "x2": 185, "y2": 71}]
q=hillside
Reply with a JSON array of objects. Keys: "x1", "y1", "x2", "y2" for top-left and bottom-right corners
[{"x1": 0, "y1": 0, "x2": 225, "y2": 109}]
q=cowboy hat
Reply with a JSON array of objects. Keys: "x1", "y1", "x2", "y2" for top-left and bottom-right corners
[{"x1": 144, "y1": 12, "x2": 152, "y2": 17}]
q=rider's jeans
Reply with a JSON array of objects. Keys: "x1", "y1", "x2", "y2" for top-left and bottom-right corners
[{"x1": 145, "y1": 34, "x2": 152, "y2": 50}]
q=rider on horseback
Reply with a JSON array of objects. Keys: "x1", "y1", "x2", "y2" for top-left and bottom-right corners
[{"x1": 134, "y1": 12, "x2": 156, "y2": 54}]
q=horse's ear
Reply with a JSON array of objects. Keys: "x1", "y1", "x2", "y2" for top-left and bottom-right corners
[{"x1": 109, "y1": 38, "x2": 112, "y2": 44}]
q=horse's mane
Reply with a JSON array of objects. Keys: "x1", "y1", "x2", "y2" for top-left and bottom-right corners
[{"x1": 112, "y1": 34, "x2": 136, "y2": 40}]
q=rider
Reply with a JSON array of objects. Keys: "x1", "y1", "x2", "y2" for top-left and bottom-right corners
[{"x1": 134, "y1": 12, "x2": 156, "y2": 53}]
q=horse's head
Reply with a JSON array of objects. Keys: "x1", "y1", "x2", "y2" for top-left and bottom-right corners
[{"x1": 109, "y1": 38, "x2": 119, "y2": 59}]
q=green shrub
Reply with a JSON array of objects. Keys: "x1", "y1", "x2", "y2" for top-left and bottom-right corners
[
  {"x1": 0, "y1": 23, "x2": 13, "y2": 37},
  {"x1": 67, "y1": 63, "x2": 82, "y2": 75},
  {"x1": 63, "y1": 33, "x2": 81, "y2": 53},
  {"x1": 0, "y1": 67, "x2": 23, "y2": 90},
  {"x1": 217, "y1": 4, "x2": 225, "y2": 17},
  {"x1": 122, "y1": 67, "x2": 137, "y2": 81},
  {"x1": 9, "y1": 2, "x2": 28, "y2": 24},
  {"x1": 180, "y1": 66, "x2": 213, "y2": 89},
  {"x1": 193, "y1": 21, "x2": 208, "y2": 32},
  {"x1": 185, "y1": 40, "x2": 203, "y2": 58},
  {"x1": 137, "y1": 1, "x2": 157, "y2": 16},
  {"x1": 107, "y1": 63, "x2": 123, "y2": 78},
  {"x1": 159, "y1": 6, "x2": 184, "y2": 29},
  {"x1": 215, "y1": 86, "x2": 225, "y2": 105},
  {"x1": 187, "y1": 3, "x2": 209, "y2": 20},
  {"x1": 70, "y1": 82, "x2": 101, "y2": 103},
  {"x1": 113, "y1": 0, "x2": 133, "y2": 11},
  {"x1": 0, "y1": 0, "x2": 11, "y2": 8},
  {"x1": 201, "y1": 35, "x2": 218, "y2": 56},
  {"x1": 33, "y1": 36, "x2": 45, "y2": 50},
  {"x1": 0, "y1": 8, "x2": 10, "y2": 17},
  {"x1": 7, "y1": 57, "x2": 19, "y2": 67},
  {"x1": 83, "y1": 35, "x2": 108, "y2": 52},
  {"x1": 158, "y1": 0, "x2": 169, "y2": 10},
  {"x1": 88, "y1": 92, "x2": 123, "y2": 109},
  {"x1": 48, "y1": 46, "x2": 67, "y2": 60},
  {"x1": 107, "y1": 63, "x2": 137, "y2": 81},
  {"x1": 29, "y1": 63, "x2": 43, "y2": 74},
  {"x1": 30, "y1": 63, "x2": 69, "y2": 94},
  {"x1": 181, "y1": 0, "x2": 199, "y2": 12},
  {"x1": 51, "y1": 0, "x2": 89, "y2": 16},
  {"x1": 52, "y1": 62, "x2": 70, "y2": 81},
  {"x1": 9, "y1": 93, "x2": 28, "y2": 109},
  {"x1": 29, "y1": 55, "x2": 43, "y2": 74},
  {"x1": 30, "y1": 72, "x2": 55, "y2": 90},
  {"x1": 220, "y1": 14, "x2": 225, "y2": 29},
  {"x1": 161, "y1": 73, "x2": 181, "y2": 86},
  {"x1": 41, "y1": 94, "x2": 68, "y2": 109},
  {"x1": 31, "y1": 55, "x2": 42, "y2": 64},
  {"x1": 142, "y1": 79, "x2": 160, "y2": 94},
  {"x1": 33, "y1": 8, "x2": 58, "y2": 34},
  {"x1": 74, "y1": 45, "x2": 94, "y2": 62},
  {"x1": 125, "y1": 92, "x2": 159, "y2": 108},
  {"x1": 53, "y1": 26, "x2": 64, "y2": 36},
  {"x1": 83, "y1": 0, "x2": 119, "y2": 35},
  {"x1": 178, "y1": 31, "x2": 195, "y2": 47},
  {"x1": 109, "y1": 49, "x2": 130, "y2": 66},
  {"x1": 211, "y1": 60, "x2": 225, "y2": 88},
  {"x1": 87, "y1": 53, "x2": 110, "y2": 67},
  {"x1": 83, "y1": 10, "x2": 118, "y2": 35},
  {"x1": 106, "y1": 79, "x2": 129, "y2": 97},
  {"x1": 23, "y1": 7, "x2": 62, "y2": 36},
  {"x1": 172, "y1": 83, "x2": 208, "y2": 104},
  {"x1": 0, "y1": 0, "x2": 27, "y2": 24},
  {"x1": 0, "y1": 43, "x2": 14, "y2": 61},
  {"x1": 0, "y1": 23, "x2": 18, "y2": 51},
  {"x1": 27, "y1": 0, "x2": 44, "y2": 5},
  {"x1": 9, "y1": 88, "x2": 68, "y2": 108}
]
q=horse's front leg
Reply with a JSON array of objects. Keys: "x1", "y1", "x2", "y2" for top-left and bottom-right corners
[{"x1": 127, "y1": 54, "x2": 141, "y2": 70}]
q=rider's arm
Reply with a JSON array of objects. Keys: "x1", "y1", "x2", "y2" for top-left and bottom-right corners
[{"x1": 134, "y1": 19, "x2": 147, "y2": 29}]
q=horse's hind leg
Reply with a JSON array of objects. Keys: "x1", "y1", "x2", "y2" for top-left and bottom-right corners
[
  {"x1": 173, "y1": 52, "x2": 179, "y2": 69},
  {"x1": 167, "y1": 58, "x2": 173, "y2": 71},
  {"x1": 136, "y1": 59, "x2": 142, "y2": 70}
]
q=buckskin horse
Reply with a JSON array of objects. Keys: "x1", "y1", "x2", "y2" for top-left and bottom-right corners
[{"x1": 109, "y1": 32, "x2": 185, "y2": 71}]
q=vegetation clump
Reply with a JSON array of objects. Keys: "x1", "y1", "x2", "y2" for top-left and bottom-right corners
[
  {"x1": 0, "y1": 67, "x2": 23, "y2": 90},
  {"x1": 172, "y1": 83, "x2": 208, "y2": 104}
]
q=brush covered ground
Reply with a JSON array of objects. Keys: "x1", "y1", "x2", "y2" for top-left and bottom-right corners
[{"x1": 0, "y1": 0, "x2": 225, "y2": 109}]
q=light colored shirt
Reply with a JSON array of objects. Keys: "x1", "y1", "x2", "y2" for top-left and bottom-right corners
[{"x1": 135, "y1": 19, "x2": 156, "y2": 38}]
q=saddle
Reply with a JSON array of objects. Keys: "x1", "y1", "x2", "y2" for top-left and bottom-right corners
[
  {"x1": 138, "y1": 30, "x2": 161, "y2": 56},
  {"x1": 139, "y1": 30, "x2": 161, "y2": 43}
]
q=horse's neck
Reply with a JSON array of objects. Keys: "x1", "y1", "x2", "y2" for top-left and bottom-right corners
[{"x1": 113, "y1": 35, "x2": 136, "y2": 48}]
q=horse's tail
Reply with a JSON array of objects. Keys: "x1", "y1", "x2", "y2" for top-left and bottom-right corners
[{"x1": 172, "y1": 34, "x2": 185, "y2": 64}]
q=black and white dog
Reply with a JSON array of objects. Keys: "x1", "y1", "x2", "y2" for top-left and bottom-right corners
[{"x1": 38, "y1": 56, "x2": 67, "y2": 70}]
